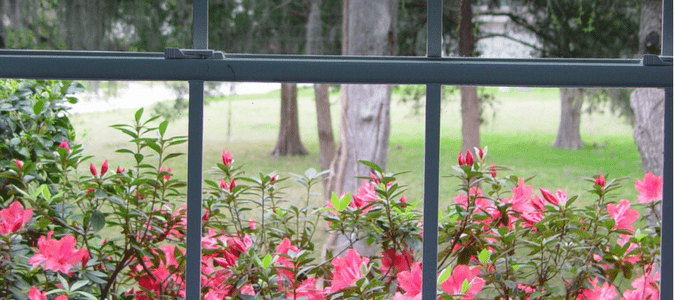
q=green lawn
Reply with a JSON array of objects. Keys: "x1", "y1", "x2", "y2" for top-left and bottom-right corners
[{"x1": 70, "y1": 85, "x2": 644, "y2": 223}]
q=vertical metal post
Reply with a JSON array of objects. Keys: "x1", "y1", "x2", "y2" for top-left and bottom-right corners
[
  {"x1": 661, "y1": 2, "x2": 672, "y2": 297},
  {"x1": 186, "y1": 0, "x2": 207, "y2": 299},
  {"x1": 423, "y1": 0, "x2": 442, "y2": 299},
  {"x1": 663, "y1": 87, "x2": 673, "y2": 299}
]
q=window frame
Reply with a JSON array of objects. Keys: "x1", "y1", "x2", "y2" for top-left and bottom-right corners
[{"x1": 0, "y1": 0, "x2": 672, "y2": 299}]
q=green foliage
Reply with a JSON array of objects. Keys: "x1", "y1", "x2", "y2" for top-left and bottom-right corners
[{"x1": 0, "y1": 80, "x2": 82, "y2": 198}]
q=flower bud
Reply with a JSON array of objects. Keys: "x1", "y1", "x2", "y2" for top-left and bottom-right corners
[
  {"x1": 58, "y1": 139, "x2": 70, "y2": 154},
  {"x1": 100, "y1": 160, "x2": 108, "y2": 176},
  {"x1": 458, "y1": 152, "x2": 466, "y2": 166},
  {"x1": 490, "y1": 163, "x2": 497, "y2": 178},
  {"x1": 478, "y1": 147, "x2": 485, "y2": 160},
  {"x1": 270, "y1": 174, "x2": 278, "y2": 186},
  {"x1": 229, "y1": 179, "x2": 236, "y2": 192},
  {"x1": 220, "y1": 178, "x2": 228, "y2": 190},
  {"x1": 90, "y1": 163, "x2": 97, "y2": 177},
  {"x1": 539, "y1": 188, "x2": 558, "y2": 206},
  {"x1": 249, "y1": 219, "x2": 257, "y2": 230},
  {"x1": 465, "y1": 150, "x2": 474, "y2": 166},
  {"x1": 116, "y1": 166, "x2": 125, "y2": 174},
  {"x1": 595, "y1": 174, "x2": 606, "y2": 188},
  {"x1": 222, "y1": 151, "x2": 233, "y2": 166},
  {"x1": 15, "y1": 159, "x2": 23, "y2": 170}
]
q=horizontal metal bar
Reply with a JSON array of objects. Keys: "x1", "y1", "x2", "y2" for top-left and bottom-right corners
[{"x1": 0, "y1": 51, "x2": 671, "y2": 88}]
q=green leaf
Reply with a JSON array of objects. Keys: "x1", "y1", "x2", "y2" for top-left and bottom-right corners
[
  {"x1": 33, "y1": 100, "x2": 44, "y2": 115},
  {"x1": 90, "y1": 210, "x2": 105, "y2": 233},
  {"x1": 262, "y1": 254, "x2": 273, "y2": 270},
  {"x1": 339, "y1": 192, "x2": 352, "y2": 211},
  {"x1": 158, "y1": 120, "x2": 168, "y2": 137},
  {"x1": 330, "y1": 192, "x2": 341, "y2": 212},
  {"x1": 135, "y1": 108, "x2": 144, "y2": 124},
  {"x1": 358, "y1": 160, "x2": 382, "y2": 174},
  {"x1": 478, "y1": 248, "x2": 490, "y2": 265},
  {"x1": 461, "y1": 279, "x2": 470, "y2": 294},
  {"x1": 438, "y1": 267, "x2": 452, "y2": 285}
]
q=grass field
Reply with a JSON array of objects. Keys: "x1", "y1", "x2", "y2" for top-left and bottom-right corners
[{"x1": 70, "y1": 85, "x2": 643, "y2": 206}]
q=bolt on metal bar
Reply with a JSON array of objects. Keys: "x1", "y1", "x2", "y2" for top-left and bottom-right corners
[
  {"x1": 422, "y1": 0, "x2": 443, "y2": 299},
  {"x1": 186, "y1": 0, "x2": 208, "y2": 299}
]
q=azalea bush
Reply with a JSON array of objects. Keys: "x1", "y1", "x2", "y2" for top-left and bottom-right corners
[{"x1": 0, "y1": 107, "x2": 663, "y2": 299}]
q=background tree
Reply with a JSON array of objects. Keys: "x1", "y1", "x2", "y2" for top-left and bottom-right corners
[
  {"x1": 458, "y1": 0, "x2": 480, "y2": 152},
  {"x1": 487, "y1": 0, "x2": 640, "y2": 150},
  {"x1": 631, "y1": 0, "x2": 663, "y2": 177}
]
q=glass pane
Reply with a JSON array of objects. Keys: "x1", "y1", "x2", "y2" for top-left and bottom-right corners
[
  {"x1": 434, "y1": 84, "x2": 662, "y2": 299},
  {"x1": 0, "y1": 1, "x2": 192, "y2": 51},
  {"x1": 0, "y1": 79, "x2": 188, "y2": 298},
  {"x1": 447, "y1": 0, "x2": 661, "y2": 59}
]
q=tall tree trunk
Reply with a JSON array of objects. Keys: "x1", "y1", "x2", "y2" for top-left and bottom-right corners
[
  {"x1": 552, "y1": 88, "x2": 585, "y2": 150},
  {"x1": 632, "y1": 0, "x2": 664, "y2": 176},
  {"x1": 306, "y1": 0, "x2": 336, "y2": 178},
  {"x1": 324, "y1": 0, "x2": 398, "y2": 258},
  {"x1": 271, "y1": 83, "x2": 308, "y2": 157},
  {"x1": 459, "y1": 0, "x2": 480, "y2": 152}
]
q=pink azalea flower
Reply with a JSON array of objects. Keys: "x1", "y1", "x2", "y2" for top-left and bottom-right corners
[
  {"x1": 249, "y1": 218, "x2": 256, "y2": 230},
  {"x1": 130, "y1": 245, "x2": 186, "y2": 300},
  {"x1": 576, "y1": 278, "x2": 617, "y2": 300},
  {"x1": 635, "y1": 173, "x2": 663, "y2": 204},
  {"x1": 15, "y1": 159, "x2": 23, "y2": 170},
  {"x1": 55, "y1": 296, "x2": 68, "y2": 300},
  {"x1": 393, "y1": 262, "x2": 422, "y2": 300},
  {"x1": 28, "y1": 287, "x2": 47, "y2": 300},
  {"x1": 222, "y1": 150, "x2": 234, "y2": 166},
  {"x1": 352, "y1": 180, "x2": 377, "y2": 212},
  {"x1": 287, "y1": 277, "x2": 324, "y2": 300},
  {"x1": 276, "y1": 238, "x2": 300, "y2": 283},
  {"x1": 440, "y1": 265, "x2": 485, "y2": 299},
  {"x1": 28, "y1": 231, "x2": 89, "y2": 274},
  {"x1": 607, "y1": 200, "x2": 639, "y2": 233},
  {"x1": 380, "y1": 249, "x2": 414, "y2": 276},
  {"x1": 328, "y1": 249, "x2": 369, "y2": 294},
  {"x1": 624, "y1": 266, "x2": 660, "y2": 300},
  {"x1": 0, "y1": 201, "x2": 33, "y2": 235},
  {"x1": 595, "y1": 174, "x2": 606, "y2": 188}
]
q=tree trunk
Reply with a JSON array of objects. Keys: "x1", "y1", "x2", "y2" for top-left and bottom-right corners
[
  {"x1": 459, "y1": 0, "x2": 480, "y2": 152},
  {"x1": 632, "y1": 0, "x2": 664, "y2": 176},
  {"x1": 306, "y1": 0, "x2": 336, "y2": 177},
  {"x1": 552, "y1": 88, "x2": 585, "y2": 150},
  {"x1": 271, "y1": 83, "x2": 308, "y2": 157},
  {"x1": 324, "y1": 0, "x2": 398, "y2": 258}
]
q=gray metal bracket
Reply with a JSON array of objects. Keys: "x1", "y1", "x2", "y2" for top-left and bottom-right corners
[
  {"x1": 164, "y1": 47, "x2": 224, "y2": 59},
  {"x1": 643, "y1": 54, "x2": 673, "y2": 66}
]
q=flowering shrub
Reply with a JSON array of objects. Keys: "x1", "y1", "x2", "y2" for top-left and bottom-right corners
[{"x1": 0, "y1": 108, "x2": 662, "y2": 299}]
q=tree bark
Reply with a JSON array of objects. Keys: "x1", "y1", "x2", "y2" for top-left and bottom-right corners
[
  {"x1": 306, "y1": 0, "x2": 336, "y2": 176},
  {"x1": 271, "y1": 83, "x2": 308, "y2": 157},
  {"x1": 552, "y1": 88, "x2": 585, "y2": 150},
  {"x1": 458, "y1": 0, "x2": 480, "y2": 152},
  {"x1": 324, "y1": 0, "x2": 398, "y2": 258},
  {"x1": 632, "y1": 0, "x2": 664, "y2": 176}
]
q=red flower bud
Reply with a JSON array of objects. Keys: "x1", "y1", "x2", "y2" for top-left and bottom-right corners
[
  {"x1": 116, "y1": 166, "x2": 125, "y2": 174},
  {"x1": 15, "y1": 159, "x2": 23, "y2": 170},
  {"x1": 229, "y1": 179, "x2": 236, "y2": 192},
  {"x1": 270, "y1": 175, "x2": 278, "y2": 186},
  {"x1": 202, "y1": 210, "x2": 209, "y2": 221},
  {"x1": 159, "y1": 167, "x2": 171, "y2": 181},
  {"x1": 595, "y1": 174, "x2": 605, "y2": 188},
  {"x1": 90, "y1": 163, "x2": 97, "y2": 177},
  {"x1": 490, "y1": 163, "x2": 497, "y2": 178},
  {"x1": 458, "y1": 152, "x2": 466, "y2": 166},
  {"x1": 100, "y1": 160, "x2": 108, "y2": 176},
  {"x1": 222, "y1": 151, "x2": 234, "y2": 166},
  {"x1": 220, "y1": 178, "x2": 228, "y2": 190},
  {"x1": 58, "y1": 139, "x2": 70, "y2": 154},
  {"x1": 465, "y1": 150, "x2": 474, "y2": 166},
  {"x1": 478, "y1": 147, "x2": 485, "y2": 160},
  {"x1": 539, "y1": 188, "x2": 558, "y2": 206}
]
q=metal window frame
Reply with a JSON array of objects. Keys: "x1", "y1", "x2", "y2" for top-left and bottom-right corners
[{"x1": 0, "y1": 0, "x2": 672, "y2": 299}]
